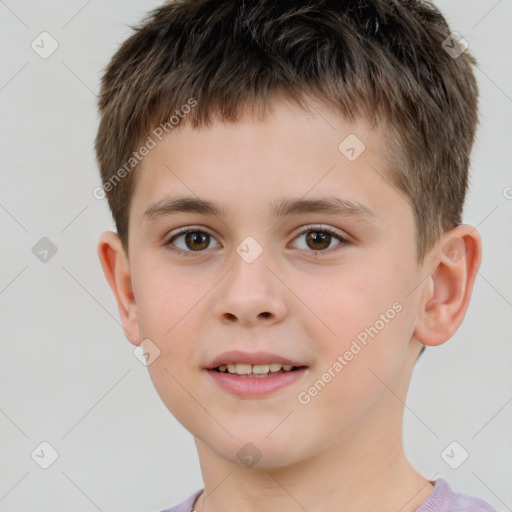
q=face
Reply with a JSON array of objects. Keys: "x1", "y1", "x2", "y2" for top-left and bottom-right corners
[{"x1": 124, "y1": 94, "x2": 427, "y2": 467}]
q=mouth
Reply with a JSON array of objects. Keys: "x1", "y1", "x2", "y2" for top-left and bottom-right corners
[
  {"x1": 204, "y1": 351, "x2": 310, "y2": 397},
  {"x1": 209, "y1": 363, "x2": 307, "y2": 378}
]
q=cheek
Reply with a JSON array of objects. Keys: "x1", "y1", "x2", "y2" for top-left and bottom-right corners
[
  {"x1": 135, "y1": 264, "x2": 202, "y2": 338},
  {"x1": 134, "y1": 270, "x2": 202, "y2": 395},
  {"x1": 141, "y1": 302, "x2": 204, "y2": 434},
  {"x1": 315, "y1": 266, "x2": 400, "y2": 342},
  {"x1": 306, "y1": 264, "x2": 412, "y2": 396}
]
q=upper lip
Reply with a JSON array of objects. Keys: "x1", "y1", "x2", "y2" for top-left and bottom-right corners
[{"x1": 204, "y1": 350, "x2": 308, "y2": 370}]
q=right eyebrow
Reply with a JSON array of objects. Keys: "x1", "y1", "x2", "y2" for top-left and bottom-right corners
[{"x1": 143, "y1": 196, "x2": 227, "y2": 221}]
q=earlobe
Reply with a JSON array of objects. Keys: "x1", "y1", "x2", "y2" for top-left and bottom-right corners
[
  {"x1": 413, "y1": 225, "x2": 482, "y2": 347},
  {"x1": 97, "y1": 231, "x2": 140, "y2": 346}
]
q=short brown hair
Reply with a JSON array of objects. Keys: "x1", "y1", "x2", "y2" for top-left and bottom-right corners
[{"x1": 95, "y1": 0, "x2": 479, "y2": 264}]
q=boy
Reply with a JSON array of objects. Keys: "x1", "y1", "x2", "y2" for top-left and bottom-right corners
[{"x1": 94, "y1": 0, "x2": 496, "y2": 511}]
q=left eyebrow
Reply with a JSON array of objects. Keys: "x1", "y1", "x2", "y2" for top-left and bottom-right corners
[
  {"x1": 142, "y1": 195, "x2": 379, "y2": 223},
  {"x1": 270, "y1": 196, "x2": 378, "y2": 222}
]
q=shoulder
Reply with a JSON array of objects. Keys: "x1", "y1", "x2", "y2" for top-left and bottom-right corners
[
  {"x1": 450, "y1": 487, "x2": 498, "y2": 512},
  {"x1": 158, "y1": 489, "x2": 203, "y2": 512},
  {"x1": 415, "y1": 478, "x2": 497, "y2": 512}
]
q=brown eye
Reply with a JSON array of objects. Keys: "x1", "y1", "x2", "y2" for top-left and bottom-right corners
[
  {"x1": 183, "y1": 231, "x2": 210, "y2": 251},
  {"x1": 166, "y1": 229, "x2": 221, "y2": 256},
  {"x1": 304, "y1": 231, "x2": 331, "y2": 250},
  {"x1": 292, "y1": 226, "x2": 347, "y2": 253}
]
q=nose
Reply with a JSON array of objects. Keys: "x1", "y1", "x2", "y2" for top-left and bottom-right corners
[{"x1": 212, "y1": 249, "x2": 288, "y2": 327}]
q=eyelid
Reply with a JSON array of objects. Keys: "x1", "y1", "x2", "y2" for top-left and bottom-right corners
[
  {"x1": 167, "y1": 225, "x2": 215, "y2": 239},
  {"x1": 292, "y1": 224, "x2": 349, "y2": 242}
]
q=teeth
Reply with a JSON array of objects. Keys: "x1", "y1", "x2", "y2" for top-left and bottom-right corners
[
  {"x1": 227, "y1": 363, "x2": 251, "y2": 374},
  {"x1": 217, "y1": 363, "x2": 296, "y2": 375}
]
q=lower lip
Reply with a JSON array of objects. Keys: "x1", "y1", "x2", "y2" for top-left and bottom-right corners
[{"x1": 205, "y1": 368, "x2": 309, "y2": 398}]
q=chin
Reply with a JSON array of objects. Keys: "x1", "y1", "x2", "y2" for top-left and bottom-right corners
[{"x1": 201, "y1": 428, "x2": 308, "y2": 469}]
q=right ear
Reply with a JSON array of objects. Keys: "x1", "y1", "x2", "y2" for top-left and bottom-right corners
[{"x1": 97, "y1": 231, "x2": 140, "y2": 346}]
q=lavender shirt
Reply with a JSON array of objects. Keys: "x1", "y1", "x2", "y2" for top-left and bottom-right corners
[{"x1": 159, "y1": 478, "x2": 497, "y2": 512}]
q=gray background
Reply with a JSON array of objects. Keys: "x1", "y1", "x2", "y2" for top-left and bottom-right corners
[{"x1": 1, "y1": 1, "x2": 511, "y2": 511}]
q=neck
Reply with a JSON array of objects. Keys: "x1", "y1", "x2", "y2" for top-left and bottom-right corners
[{"x1": 193, "y1": 407, "x2": 433, "y2": 512}]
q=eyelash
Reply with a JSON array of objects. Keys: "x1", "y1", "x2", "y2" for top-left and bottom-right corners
[{"x1": 164, "y1": 225, "x2": 349, "y2": 258}]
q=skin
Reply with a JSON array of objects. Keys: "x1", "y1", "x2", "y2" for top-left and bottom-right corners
[{"x1": 98, "y1": 92, "x2": 481, "y2": 512}]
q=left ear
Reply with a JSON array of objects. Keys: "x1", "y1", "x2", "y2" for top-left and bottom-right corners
[{"x1": 413, "y1": 224, "x2": 482, "y2": 347}]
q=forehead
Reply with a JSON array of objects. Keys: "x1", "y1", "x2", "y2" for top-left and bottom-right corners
[{"x1": 129, "y1": 95, "x2": 405, "y2": 229}]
